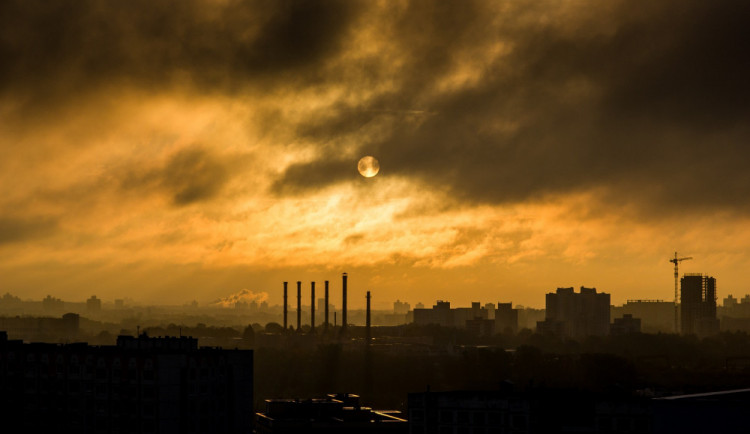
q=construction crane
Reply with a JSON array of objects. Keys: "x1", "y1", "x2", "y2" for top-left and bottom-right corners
[{"x1": 669, "y1": 252, "x2": 692, "y2": 333}]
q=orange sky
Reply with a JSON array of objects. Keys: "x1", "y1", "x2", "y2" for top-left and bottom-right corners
[{"x1": 1, "y1": 1, "x2": 749, "y2": 308}]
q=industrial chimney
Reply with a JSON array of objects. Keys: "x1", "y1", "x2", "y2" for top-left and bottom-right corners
[
  {"x1": 366, "y1": 291, "x2": 371, "y2": 346},
  {"x1": 324, "y1": 280, "x2": 329, "y2": 333},
  {"x1": 296, "y1": 281, "x2": 301, "y2": 331},
  {"x1": 341, "y1": 273, "x2": 348, "y2": 334},
  {"x1": 310, "y1": 281, "x2": 315, "y2": 333},
  {"x1": 283, "y1": 282, "x2": 288, "y2": 332}
]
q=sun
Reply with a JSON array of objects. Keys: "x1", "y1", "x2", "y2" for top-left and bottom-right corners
[{"x1": 357, "y1": 156, "x2": 380, "y2": 178}]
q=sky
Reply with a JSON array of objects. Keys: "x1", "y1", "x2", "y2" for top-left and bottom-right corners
[{"x1": 1, "y1": 0, "x2": 749, "y2": 309}]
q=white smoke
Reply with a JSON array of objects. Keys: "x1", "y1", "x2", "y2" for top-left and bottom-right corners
[{"x1": 213, "y1": 289, "x2": 269, "y2": 308}]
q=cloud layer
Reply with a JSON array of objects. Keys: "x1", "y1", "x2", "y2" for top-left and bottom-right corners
[{"x1": 1, "y1": 1, "x2": 749, "y2": 304}]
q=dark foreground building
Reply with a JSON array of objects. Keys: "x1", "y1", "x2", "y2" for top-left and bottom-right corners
[
  {"x1": 0, "y1": 331, "x2": 253, "y2": 433},
  {"x1": 255, "y1": 393, "x2": 407, "y2": 433},
  {"x1": 408, "y1": 388, "x2": 750, "y2": 434}
]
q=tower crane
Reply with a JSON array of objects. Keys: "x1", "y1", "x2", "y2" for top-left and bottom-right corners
[{"x1": 669, "y1": 252, "x2": 692, "y2": 333}]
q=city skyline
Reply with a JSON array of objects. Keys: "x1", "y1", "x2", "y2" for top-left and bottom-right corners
[{"x1": 2, "y1": 1, "x2": 750, "y2": 308}]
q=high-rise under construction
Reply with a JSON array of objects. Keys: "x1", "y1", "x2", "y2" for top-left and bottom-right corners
[{"x1": 680, "y1": 274, "x2": 719, "y2": 336}]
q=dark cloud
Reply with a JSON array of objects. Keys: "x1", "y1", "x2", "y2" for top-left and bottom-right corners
[
  {"x1": 271, "y1": 157, "x2": 352, "y2": 195},
  {"x1": 276, "y1": 1, "x2": 750, "y2": 216},
  {"x1": 122, "y1": 147, "x2": 230, "y2": 206},
  {"x1": 0, "y1": 217, "x2": 58, "y2": 244},
  {"x1": 4, "y1": 0, "x2": 750, "y2": 217},
  {"x1": 0, "y1": 0, "x2": 359, "y2": 106}
]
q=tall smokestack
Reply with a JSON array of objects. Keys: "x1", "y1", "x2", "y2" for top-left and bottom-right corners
[
  {"x1": 366, "y1": 291, "x2": 371, "y2": 346},
  {"x1": 341, "y1": 273, "x2": 348, "y2": 334},
  {"x1": 283, "y1": 282, "x2": 288, "y2": 332},
  {"x1": 324, "y1": 280, "x2": 329, "y2": 333},
  {"x1": 364, "y1": 290, "x2": 373, "y2": 396},
  {"x1": 296, "y1": 281, "x2": 301, "y2": 331},
  {"x1": 310, "y1": 281, "x2": 315, "y2": 333}
]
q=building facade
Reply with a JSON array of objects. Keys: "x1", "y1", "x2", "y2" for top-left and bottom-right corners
[
  {"x1": 413, "y1": 301, "x2": 494, "y2": 329},
  {"x1": 613, "y1": 300, "x2": 674, "y2": 333},
  {"x1": 680, "y1": 274, "x2": 719, "y2": 336},
  {"x1": 0, "y1": 332, "x2": 253, "y2": 433},
  {"x1": 495, "y1": 303, "x2": 519, "y2": 334},
  {"x1": 538, "y1": 287, "x2": 610, "y2": 339}
]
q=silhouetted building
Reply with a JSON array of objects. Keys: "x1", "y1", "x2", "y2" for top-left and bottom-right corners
[
  {"x1": 719, "y1": 294, "x2": 750, "y2": 332},
  {"x1": 495, "y1": 302, "x2": 518, "y2": 333},
  {"x1": 413, "y1": 301, "x2": 493, "y2": 329},
  {"x1": 413, "y1": 301, "x2": 454, "y2": 328},
  {"x1": 42, "y1": 295, "x2": 64, "y2": 312},
  {"x1": 393, "y1": 300, "x2": 410, "y2": 315},
  {"x1": 680, "y1": 274, "x2": 719, "y2": 336},
  {"x1": 0, "y1": 333, "x2": 253, "y2": 432},
  {"x1": 613, "y1": 300, "x2": 674, "y2": 333},
  {"x1": 611, "y1": 314, "x2": 642, "y2": 335},
  {"x1": 408, "y1": 390, "x2": 530, "y2": 434},
  {"x1": 537, "y1": 286, "x2": 610, "y2": 338},
  {"x1": 516, "y1": 306, "x2": 545, "y2": 331},
  {"x1": 652, "y1": 389, "x2": 750, "y2": 434},
  {"x1": 255, "y1": 393, "x2": 406, "y2": 433},
  {"x1": 0, "y1": 313, "x2": 79, "y2": 341},
  {"x1": 724, "y1": 294, "x2": 738, "y2": 308},
  {"x1": 484, "y1": 303, "x2": 496, "y2": 320},
  {"x1": 536, "y1": 318, "x2": 566, "y2": 336},
  {"x1": 454, "y1": 302, "x2": 487, "y2": 328},
  {"x1": 465, "y1": 318, "x2": 495, "y2": 336},
  {"x1": 86, "y1": 295, "x2": 101, "y2": 313},
  {"x1": 410, "y1": 387, "x2": 750, "y2": 434}
]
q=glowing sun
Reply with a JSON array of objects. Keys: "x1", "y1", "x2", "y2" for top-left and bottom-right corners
[{"x1": 357, "y1": 156, "x2": 380, "y2": 178}]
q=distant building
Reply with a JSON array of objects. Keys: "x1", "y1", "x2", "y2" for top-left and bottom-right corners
[
  {"x1": 413, "y1": 301, "x2": 454, "y2": 328},
  {"x1": 516, "y1": 306, "x2": 546, "y2": 331},
  {"x1": 483, "y1": 303, "x2": 496, "y2": 320},
  {"x1": 86, "y1": 295, "x2": 101, "y2": 313},
  {"x1": 719, "y1": 294, "x2": 750, "y2": 332},
  {"x1": 42, "y1": 295, "x2": 64, "y2": 311},
  {"x1": 393, "y1": 299, "x2": 410, "y2": 315},
  {"x1": 724, "y1": 294, "x2": 738, "y2": 308},
  {"x1": 255, "y1": 393, "x2": 406, "y2": 433},
  {"x1": 536, "y1": 319, "x2": 566, "y2": 336},
  {"x1": 0, "y1": 333, "x2": 253, "y2": 432},
  {"x1": 465, "y1": 318, "x2": 495, "y2": 336},
  {"x1": 613, "y1": 300, "x2": 674, "y2": 333},
  {"x1": 413, "y1": 301, "x2": 491, "y2": 329},
  {"x1": 0, "y1": 313, "x2": 79, "y2": 340},
  {"x1": 611, "y1": 314, "x2": 642, "y2": 335},
  {"x1": 453, "y1": 302, "x2": 487, "y2": 327},
  {"x1": 680, "y1": 274, "x2": 719, "y2": 336},
  {"x1": 495, "y1": 302, "x2": 519, "y2": 333},
  {"x1": 114, "y1": 299, "x2": 125, "y2": 309},
  {"x1": 537, "y1": 287, "x2": 610, "y2": 338}
]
